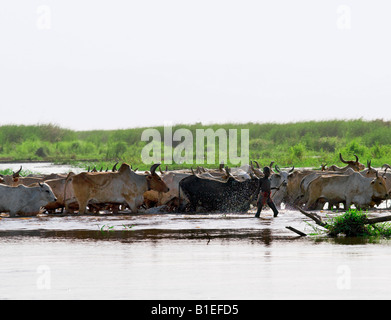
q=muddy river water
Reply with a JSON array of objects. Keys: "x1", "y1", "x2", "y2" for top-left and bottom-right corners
[
  {"x1": 1, "y1": 210, "x2": 391, "y2": 300},
  {"x1": 1, "y1": 163, "x2": 391, "y2": 300}
]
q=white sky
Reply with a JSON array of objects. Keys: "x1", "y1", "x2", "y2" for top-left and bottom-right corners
[{"x1": 1, "y1": 0, "x2": 391, "y2": 131}]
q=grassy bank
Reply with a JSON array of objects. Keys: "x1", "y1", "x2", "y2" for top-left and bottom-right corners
[{"x1": 0, "y1": 120, "x2": 390, "y2": 171}]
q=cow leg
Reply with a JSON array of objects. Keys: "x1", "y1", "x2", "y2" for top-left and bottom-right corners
[
  {"x1": 305, "y1": 199, "x2": 316, "y2": 211},
  {"x1": 124, "y1": 199, "x2": 138, "y2": 213},
  {"x1": 77, "y1": 198, "x2": 89, "y2": 214},
  {"x1": 345, "y1": 199, "x2": 352, "y2": 210},
  {"x1": 9, "y1": 211, "x2": 17, "y2": 217}
]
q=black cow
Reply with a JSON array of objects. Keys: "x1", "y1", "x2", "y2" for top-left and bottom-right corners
[{"x1": 179, "y1": 175, "x2": 259, "y2": 212}]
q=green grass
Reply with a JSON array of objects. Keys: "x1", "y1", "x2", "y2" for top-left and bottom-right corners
[
  {"x1": 0, "y1": 119, "x2": 391, "y2": 171},
  {"x1": 326, "y1": 209, "x2": 391, "y2": 237}
]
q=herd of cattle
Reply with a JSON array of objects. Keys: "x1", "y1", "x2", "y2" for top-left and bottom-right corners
[{"x1": 0, "y1": 153, "x2": 390, "y2": 217}]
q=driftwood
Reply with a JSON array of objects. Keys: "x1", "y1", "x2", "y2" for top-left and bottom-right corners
[
  {"x1": 364, "y1": 215, "x2": 391, "y2": 224},
  {"x1": 286, "y1": 207, "x2": 330, "y2": 236},
  {"x1": 297, "y1": 207, "x2": 329, "y2": 228},
  {"x1": 297, "y1": 207, "x2": 391, "y2": 236},
  {"x1": 297, "y1": 206, "x2": 391, "y2": 226},
  {"x1": 285, "y1": 226, "x2": 307, "y2": 237}
]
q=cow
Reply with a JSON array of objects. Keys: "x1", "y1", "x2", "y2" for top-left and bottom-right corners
[
  {"x1": 269, "y1": 165, "x2": 295, "y2": 209},
  {"x1": 0, "y1": 166, "x2": 23, "y2": 186},
  {"x1": 327, "y1": 153, "x2": 365, "y2": 172},
  {"x1": 0, "y1": 182, "x2": 57, "y2": 217},
  {"x1": 298, "y1": 168, "x2": 355, "y2": 209},
  {"x1": 304, "y1": 171, "x2": 388, "y2": 211},
  {"x1": 379, "y1": 164, "x2": 391, "y2": 195},
  {"x1": 179, "y1": 171, "x2": 259, "y2": 212},
  {"x1": 68, "y1": 163, "x2": 169, "y2": 214},
  {"x1": 143, "y1": 171, "x2": 191, "y2": 209},
  {"x1": 40, "y1": 173, "x2": 76, "y2": 213},
  {"x1": 359, "y1": 160, "x2": 378, "y2": 177},
  {"x1": 0, "y1": 166, "x2": 51, "y2": 187},
  {"x1": 280, "y1": 169, "x2": 315, "y2": 208}
]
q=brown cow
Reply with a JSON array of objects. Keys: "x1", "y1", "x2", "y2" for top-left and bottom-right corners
[
  {"x1": 69, "y1": 163, "x2": 169, "y2": 214},
  {"x1": 327, "y1": 153, "x2": 365, "y2": 172}
]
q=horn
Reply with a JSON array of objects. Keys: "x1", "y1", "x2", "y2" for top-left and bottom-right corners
[
  {"x1": 191, "y1": 167, "x2": 195, "y2": 175},
  {"x1": 339, "y1": 153, "x2": 349, "y2": 164},
  {"x1": 219, "y1": 162, "x2": 224, "y2": 171},
  {"x1": 112, "y1": 162, "x2": 118, "y2": 172},
  {"x1": 382, "y1": 164, "x2": 391, "y2": 171},
  {"x1": 289, "y1": 166, "x2": 295, "y2": 173},
  {"x1": 275, "y1": 165, "x2": 281, "y2": 173},
  {"x1": 159, "y1": 166, "x2": 164, "y2": 174},
  {"x1": 269, "y1": 161, "x2": 275, "y2": 168},
  {"x1": 367, "y1": 160, "x2": 372, "y2": 169},
  {"x1": 224, "y1": 166, "x2": 233, "y2": 177},
  {"x1": 354, "y1": 154, "x2": 359, "y2": 163},
  {"x1": 254, "y1": 161, "x2": 260, "y2": 168},
  {"x1": 150, "y1": 163, "x2": 160, "y2": 175},
  {"x1": 13, "y1": 166, "x2": 22, "y2": 178},
  {"x1": 165, "y1": 165, "x2": 168, "y2": 172}
]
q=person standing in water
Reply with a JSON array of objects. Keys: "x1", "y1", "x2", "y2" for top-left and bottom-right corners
[{"x1": 255, "y1": 166, "x2": 279, "y2": 218}]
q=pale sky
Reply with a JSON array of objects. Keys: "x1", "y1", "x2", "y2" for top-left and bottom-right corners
[{"x1": 1, "y1": 1, "x2": 391, "y2": 131}]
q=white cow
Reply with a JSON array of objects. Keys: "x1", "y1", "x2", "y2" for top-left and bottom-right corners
[
  {"x1": 144, "y1": 171, "x2": 191, "y2": 208},
  {"x1": 305, "y1": 172, "x2": 388, "y2": 210},
  {"x1": 0, "y1": 183, "x2": 57, "y2": 217}
]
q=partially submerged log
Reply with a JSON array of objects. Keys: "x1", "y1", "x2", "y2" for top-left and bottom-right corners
[
  {"x1": 364, "y1": 215, "x2": 391, "y2": 224},
  {"x1": 286, "y1": 226, "x2": 307, "y2": 237},
  {"x1": 297, "y1": 206, "x2": 391, "y2": 227},
  {"x1": 297, "y1": 206, "x2": 391, "y2": 237},
  {"x1": 297, "y1": 207, "x2": 329, "y2": 228}
]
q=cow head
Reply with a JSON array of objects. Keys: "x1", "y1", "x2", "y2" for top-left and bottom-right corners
[
  {"x1": 38, "y1": 182, "x2": 57, "y2": 203},
  {"x1": 271, "y1": 165, "x2": 294, "y2": 189},
  {"x1": 370, "y1": 172, "x2": 388, "y2": 201},
  {"x1": 339, "y1": 153, "x2": 365, "y2": 171},
  {"x1": 250, "y1": 161, "x2": 263, "y2": 178},
  {"x1": 0, "y1": 166, "x2": 22, "y2": 186},
  {"x1": 146, "y1": 163, "x2": 170, "y2": 193},
  {"x1": 363, "y1": 160, "x2": 378, "y2": 177}
]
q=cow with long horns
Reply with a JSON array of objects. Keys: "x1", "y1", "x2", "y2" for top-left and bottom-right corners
[
  {"x1": 68, "y1": 163, "x2": 169, "y2": 214},
  {"x1": 327, "y1": 153, "x2": 365, "y2": 172}
]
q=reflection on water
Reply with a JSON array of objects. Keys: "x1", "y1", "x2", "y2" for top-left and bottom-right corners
[{"x1": 1, "y1": 211, "x2": 391, "y2": 299}]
